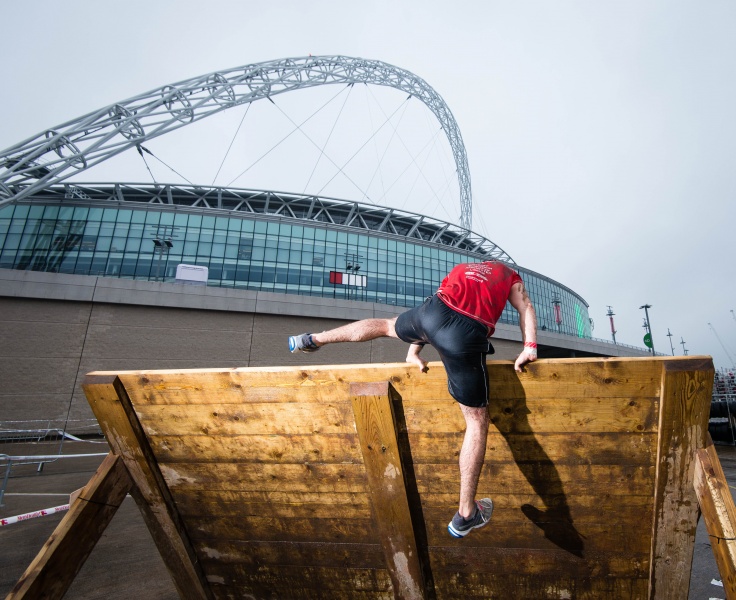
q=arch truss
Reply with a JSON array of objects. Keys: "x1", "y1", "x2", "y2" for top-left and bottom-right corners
[{"x1": 0, "y1": 56, "x2": 474, "y2": 229}]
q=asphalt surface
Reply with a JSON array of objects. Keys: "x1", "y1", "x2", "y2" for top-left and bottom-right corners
[{"x1": 1, "y1": 440, "x2": 733, "y2": 599}]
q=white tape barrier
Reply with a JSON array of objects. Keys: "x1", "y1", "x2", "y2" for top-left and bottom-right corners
[{"x1": 0, "y1": 504, "x2": 70, "y2": 526}]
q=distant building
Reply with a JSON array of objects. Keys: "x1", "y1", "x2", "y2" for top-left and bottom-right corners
[{"x1": 0, "y1": 183, "x2": 650, "y2": 432}]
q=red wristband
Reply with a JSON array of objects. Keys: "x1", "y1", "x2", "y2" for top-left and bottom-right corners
[{"x1": 524, "y1": 342, "x2": 537, "y2": 348}]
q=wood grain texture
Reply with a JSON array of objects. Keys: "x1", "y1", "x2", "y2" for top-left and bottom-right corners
[
  {"x1": 71, "y1": 356, "x2": 714, "y2": 599},
  {"x1": 649, "y1": 358, "x2": 714, "y2": 599},
  {"x1": 694, "y1": 436, "x2": 736, "y2": 599},
  {"x1": 82, "y1": 375, "x2": 213, "y2": 600},
  {"x1": 7, "y1": 453, "x2": 131, "y2": 600},
  {"x1": 350, "y1": 381, "x2": 427, "y2": 600}
]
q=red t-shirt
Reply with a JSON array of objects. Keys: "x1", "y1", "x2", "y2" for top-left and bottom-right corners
[{"x1": 436, "y1": 261, "x2": 522, "y2": 336}]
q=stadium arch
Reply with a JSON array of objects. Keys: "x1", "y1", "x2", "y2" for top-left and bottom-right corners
[{"x1": 0, "y1": 56, "x2": 474, "y2": 228}]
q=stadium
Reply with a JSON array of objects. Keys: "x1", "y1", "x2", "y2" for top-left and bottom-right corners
[{"x1": 0, "y1": 56, "x2": 650, "y2": 434}]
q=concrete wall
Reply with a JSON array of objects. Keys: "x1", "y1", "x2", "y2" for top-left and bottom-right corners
[{"x1": 0, "y1": 268, "x2": 648, "y2": 433}]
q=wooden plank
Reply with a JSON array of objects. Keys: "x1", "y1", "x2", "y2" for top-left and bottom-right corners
[
  {"x1": 424, "y1": 519, "x2": 652, "y2": 554},
  {"x1": 188, "y1": 515, "x2": 379, "y2": 544},
  {"x1": 135, "y1": 402, "x2": 357, "y2": 436},
  {"x1": 96, "y1": 357, "x2": 668, "y2": 405},
  {"x1": 82, "y1": 375, "x2": 213, "y2": 600},
  {"x1": 407, "y1": 431, "x2": 657, "y2": 465},
  {"x1": 134, "y1": 395, "x2": 658, "y2": 437},
  {"x1": 204, "y1": 564, "x2": 393, "y2": 595},
  {"x1": 694, "y1": 436, "x2": 736, "y2": 599},
  {"x1": 350, "y1": 381, "x2": 428, "y2": 600},
  {"x1": 487, "y1": 396, "x2": 659, "y2": 434},
  {"x1": 155, "y1": 461, "x2": 654, "y2": 497},
  {"x1": 426, "y1": 497, "x2": 652, "y2": 528},
  {"x1": 433, "y1": 573, "x2": 649, "y2": 599},
  {"x1": 172, "y1": 489, "x2": 372, "y2": 519},
  {"x1": 148, "y1": 431, "x2": 655, "y2": 466},
  {"x1": 427, "y1": 545, "x2": 649, "y2": 578},
  {"x1": 148, "y1": 432, "x2": 363, "y2": 464},
  {"x1": 418, "y1": 492, "x2": 653, "y2": 513},
  {"x1": 487, "y1": 359, "x2": 662, "y2": 399},
  {"x1": 7, "y1": 453, "x2": 131, "y2": 600},
  {"x1": 158, "y1": 462, "x2": 369, "y2": 493},
  {"x1": 648, "y1": 357, "x2": 714, "y2": 599},
  {"x1": 194, "y1": 539, "x2": 386, "y2": 569},
  {"x1": 172, "y1": 490, "x2": 651, "y2": 525},
  {"x1": 413, "y1": 463, "x2": 656, "y2": 497}
]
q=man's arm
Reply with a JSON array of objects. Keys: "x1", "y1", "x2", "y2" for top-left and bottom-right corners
[
  {"x1": 508, "y1": 281, "x2": 538, "y2": 372},
  {"x1": 406, "y1": 343, "x2": 429, "y2": 373}
]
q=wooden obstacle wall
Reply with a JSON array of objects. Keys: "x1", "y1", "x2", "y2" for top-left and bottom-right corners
[{"x1": 20, "y1": 356, "x2": 716, "y2": 599}]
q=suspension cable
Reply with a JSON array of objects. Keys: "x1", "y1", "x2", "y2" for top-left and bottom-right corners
[
  {"x1": 360, "y1": 89, "x2": 411, "y2": 203},
  {"x1": 366, "y1": 86, "x2": 454, "y2": 217},
  {"x1": 303, "y1": 85, "x2": 354, "y2": 194},
  {"x1": 137, "y1": 145, "x2": 194, "y2": 186},
  {"x1": 211, "y1": 102, "x2": 252, "y2": 186},
  {"x1": 271, "y1": 95, "x2": 373, "y2": 201},
  {"x1": 224, "y1": 85, "x2": 351, "y2": 189},
  {"x1": 136, "y1": 145, "x2": 158, "y2": 184},
  {"x1": 316, "y1": 95, "x2": 412, "y2": 200}
]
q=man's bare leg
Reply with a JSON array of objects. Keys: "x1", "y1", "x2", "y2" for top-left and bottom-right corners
[
  {"x1": 458, "y1": 404, "x2": 489, "y2": 517},
  {"x1": 312, "y1": 317, "x2": 398, "y2": 346}
]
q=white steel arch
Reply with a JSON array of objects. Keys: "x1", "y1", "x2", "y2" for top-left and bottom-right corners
[{"x1": 0, "y1": 56, "x2": 474, "y2": 229}]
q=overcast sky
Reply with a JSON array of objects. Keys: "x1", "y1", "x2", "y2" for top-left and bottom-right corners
[{"x1": 2, "y1": 0, "x2": 735, "y2": 369}]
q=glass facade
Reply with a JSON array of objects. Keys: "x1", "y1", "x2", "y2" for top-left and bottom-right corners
[{"x1": 0, "y1": 201, "x2": 592, "y2": 338}]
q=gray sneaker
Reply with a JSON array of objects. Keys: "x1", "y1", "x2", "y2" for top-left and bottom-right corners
[
  {"x1": 447, "y1": 498, "x2": 494, "y2": 538},
  {"x1": 288, "y1": 333, "x2": 320, "y2": 353}
]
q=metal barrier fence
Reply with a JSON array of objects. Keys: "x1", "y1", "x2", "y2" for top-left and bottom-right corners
[{"x1": 0, "y1": 419, "x2": 106, "y2": 507}]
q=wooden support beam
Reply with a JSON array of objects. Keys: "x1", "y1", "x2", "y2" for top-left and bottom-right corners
[
  {"x1": 694, "y1": 435, "x2": 736, "y2": 599},
  {"x1": 350, "y1": 381, "x2": 428, "y2": 600},
  {"x1": 82, "y1": 375, "x2": 213, "y2": 600},
  {"x1": 649, "y1": 358, "x2": 714, "y2": 599},
  {"x1": 7, "y1": 453, "x2": 131, "y2": 600}
]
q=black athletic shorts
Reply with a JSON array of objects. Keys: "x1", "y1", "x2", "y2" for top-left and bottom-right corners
[{"x1": 395, "y1": 294, "x2": 494, "y2": 408}]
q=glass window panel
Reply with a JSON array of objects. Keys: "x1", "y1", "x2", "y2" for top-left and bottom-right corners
[
  {"x1": 28, "y1": 205, "x2": 45, "y2": 218},
  {"x1": 13, "y1": 205, "x2": 30, "y2": 218}
]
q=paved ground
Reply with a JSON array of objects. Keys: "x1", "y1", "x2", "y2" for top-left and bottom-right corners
[{"x1": 1, "y1": 440, "x2": 733, "y2": 599}]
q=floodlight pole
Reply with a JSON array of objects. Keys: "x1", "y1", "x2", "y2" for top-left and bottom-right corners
[
  {"x1": 640, "y1": 304, "x2": 654, "y2": 354},
  {"x1": 666, "y1": 328, "x2": 675, "y2": 356},
  {"x1": 606, "y1": 306, "x2": 617, "y2": 344}
]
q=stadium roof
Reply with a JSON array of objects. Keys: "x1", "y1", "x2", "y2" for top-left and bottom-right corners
[{"x1": 27, "y1": 182, "x2": 515, "y2": 263}]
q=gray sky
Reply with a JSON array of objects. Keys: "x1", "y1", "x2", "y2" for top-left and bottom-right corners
[{"x1": 2, "y1": 0, "x2": 735, "y2": 369}]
